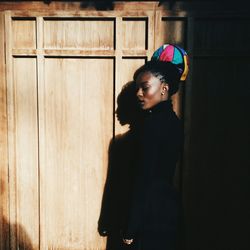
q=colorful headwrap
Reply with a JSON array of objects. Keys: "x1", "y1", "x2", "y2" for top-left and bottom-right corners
[{"x1": 151, "y1": 44, "x2": 189, "y2": 81}]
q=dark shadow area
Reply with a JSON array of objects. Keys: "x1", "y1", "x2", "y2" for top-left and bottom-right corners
[
  {"x1": 0, "y1": 178, "x2": 34, "y2": 250},
  {"x1": 1, "y1": 217, "x2": 34, "y2": 250},
  {"x1": 43, "y1": 0, "x2": 115, "y2": 10},
  {"x1": 80, "y1": 1, "x2": 114, "y2": 10},
  {"x1": 98, "y1": 81, "x2": 142, "y2": 250},
  {"x1": 156, "y1": 5, "x2": 250, "y2": 250}
]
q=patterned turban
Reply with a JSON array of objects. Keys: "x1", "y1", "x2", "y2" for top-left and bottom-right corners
[{"x1": 151, "y1": 44, "x2": 189, "y2": 81}]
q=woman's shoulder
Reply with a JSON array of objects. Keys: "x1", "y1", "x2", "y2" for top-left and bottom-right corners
[{"x1": 160, "y1": 107, "x2": 181, "y2": 126}]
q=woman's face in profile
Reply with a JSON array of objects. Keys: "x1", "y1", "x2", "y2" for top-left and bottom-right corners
[{"x1": 136, "y1": 71, "x2": 166, "y2": 110}]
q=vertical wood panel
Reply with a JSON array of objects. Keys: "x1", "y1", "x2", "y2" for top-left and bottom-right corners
[
  {"x1": 36, "y1": 16, "x2": 44, "y2": 250},
  {"x1": 12, "y1": 18, "x2": 36, "y2": 49},
  {"x1": 0, "y1": 11, "x2": 9, "y2": 250},
  {"x1": 12, "y1": 57, "x2": 39, "y2": 249},
  {"x1": 155, "y1": 15, "x2": 187, "y2": 49},
  {"x1": 40, "y1": 58, "x2": 113, "y2": 249},
  {"x1": 44, "y1": 18, "x2": 115, "y2": 50},
  {"x1": 122, "y1": 18, "x2": 147, "y2": 50},
  {"x1": 5, "y1": 11, "x2": 17, "y2": 250}
]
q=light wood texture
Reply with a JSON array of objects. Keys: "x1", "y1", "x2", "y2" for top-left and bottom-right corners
[
  {"x1": 44, "y1": 18, "x2": 115, "y2": 50},
  {"x1": 39, "y1": 58, "x2": 113, "y2": 249},
  {"x1": 0, "y1": 11, "x2": 10, "y2": 250},
  {"x1": 122, "y1": 18, "x2": 147, "y2": 50},
  {"x1": 12, "y1": 18, "x2": 36, "y2": 49},
  {"x1": 6, "y1": 11, "x2": 39, "y2": 250},
  {"x1": 155, "y1": 12, "x2": 187, "y2": 49},
  {"x1": 12, "y1": 57, "x2": 39, "y2": 249},
  {"x1": 5, "y1": 11, "x2": 17, "y2": 250}
]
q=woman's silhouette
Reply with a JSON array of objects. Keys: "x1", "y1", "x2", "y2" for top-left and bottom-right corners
[{"x1": 98, "y1": 81, "x2": 142, "y2": 250}]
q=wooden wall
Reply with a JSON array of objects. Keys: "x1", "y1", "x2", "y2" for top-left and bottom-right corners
[
  {"x1": 0, "y1": 2, "x2": 187, "y2": 249},
  {"x1": 0, "y1": 1, "x2": 249, "y2": 250}
]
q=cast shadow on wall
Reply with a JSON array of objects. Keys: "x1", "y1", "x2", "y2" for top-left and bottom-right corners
[
  {"x1": 98, "y1": 81, "x2": 141, "y2": 250},
  {"x1": 0, "y1": 178, "x2": 34, "y2": 250}
]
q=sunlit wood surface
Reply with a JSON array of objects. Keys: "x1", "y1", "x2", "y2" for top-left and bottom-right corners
[{"x1": 1, "y1": 2, "x2": 185, "y2": 249}]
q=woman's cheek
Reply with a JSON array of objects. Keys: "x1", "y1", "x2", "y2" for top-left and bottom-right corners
[{"x1": 145, "y1": 88, "x2": 156, "y2": 99}]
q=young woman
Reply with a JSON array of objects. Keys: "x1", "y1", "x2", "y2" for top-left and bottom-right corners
[{"x1": 122, "y1": 45, "x2": 189, "y2": 250}]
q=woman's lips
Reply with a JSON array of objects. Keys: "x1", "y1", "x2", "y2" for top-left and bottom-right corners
[{"x1": 138, "y1": 100, "x2": 145, "y2": 106}]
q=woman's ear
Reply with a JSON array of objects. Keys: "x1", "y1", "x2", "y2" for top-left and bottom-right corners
[
  {"x1": 161, "y1": 84, "x2": 169, "y2": 94},
  {"x1": 163, "y1": 84, "x2": 169, "y2": 92}
]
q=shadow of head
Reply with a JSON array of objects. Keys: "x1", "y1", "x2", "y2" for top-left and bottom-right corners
[{"x1": 116, "y1": 81, "x2": 140, "y2": 127}]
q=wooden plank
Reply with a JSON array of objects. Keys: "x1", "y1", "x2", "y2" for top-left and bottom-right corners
[
  {"x1": 40, "y1": 58, "x2": 113, "y2": 249},
  {"x1": 0, "y1": 11, "x2": 10, "y2": 250},
  {"x1": 155, "y1": 14, "x2": 187, "y2": 49},
  {"x1": 5, "y1": 11, "x2": 17, "y2": 250},
  {"x1": 122, "y1": 17, "x2": 148, "y2": 50},
  {"x1": 12, "y1": 48, "x2": 156, "y2": 57},
  {"x1": 5, "y1": 11, "x2": 39, "y2": 250},
  {"x1": 122, "y1": 50, "x2": 147, "y2": 56},
  {"x1": 12, "y1": 18, "x2": 36, "y2": 49},
  {"x1": 147, "y1": 10, "x2": 155, "y2": 58},
  {"x1": 36, "y1": 16, "x2": 43, "y2": 250},
  {"x1": 8, "y1": 10, "x2": 156, "y2": 18},
  {"x1": 115, "y1": 16, "x2": 125, "y2": 135},
  {"x1": 13, "y1": 56, "x2": 39, "y2": 250},
  {"x1": 44, "y1": 18, "x2": 115, "y2": 50},
  {"x1": 12, "y1": 49, "x2": 37, "y2": 55},
  {"x1": 12, "y1": 49, "x2": 116, "y2": 56}
]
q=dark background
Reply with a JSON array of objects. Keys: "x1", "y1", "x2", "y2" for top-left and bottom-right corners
[{"x1": 172, "y1": 2, "x2": 250, "y2": 250}]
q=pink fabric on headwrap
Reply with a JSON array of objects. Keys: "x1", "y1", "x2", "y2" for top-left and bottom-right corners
[{"x1": 159, "y1": 45, "x2": 174, "y2": 62}]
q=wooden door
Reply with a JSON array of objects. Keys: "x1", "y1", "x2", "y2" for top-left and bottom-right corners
[{"x1": 3, "y1": 8, "x2": 155, "y2": 250}]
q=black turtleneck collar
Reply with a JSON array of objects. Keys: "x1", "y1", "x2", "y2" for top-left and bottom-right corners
[{"x1": 143, "y1": 99, "x2": 173, "y2": 115}]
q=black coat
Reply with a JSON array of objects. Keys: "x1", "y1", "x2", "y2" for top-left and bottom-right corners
[
  {"x1": 98, "y1": 100, "x2": 183, "y2": 250},
  {"x1": 124, "y1": 99, "x2": 183, "y2": 250}
]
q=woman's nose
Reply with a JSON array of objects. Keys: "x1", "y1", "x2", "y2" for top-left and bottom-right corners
[{"x1": 137, "y1": 88, "x2": 143, "y2": 98}]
